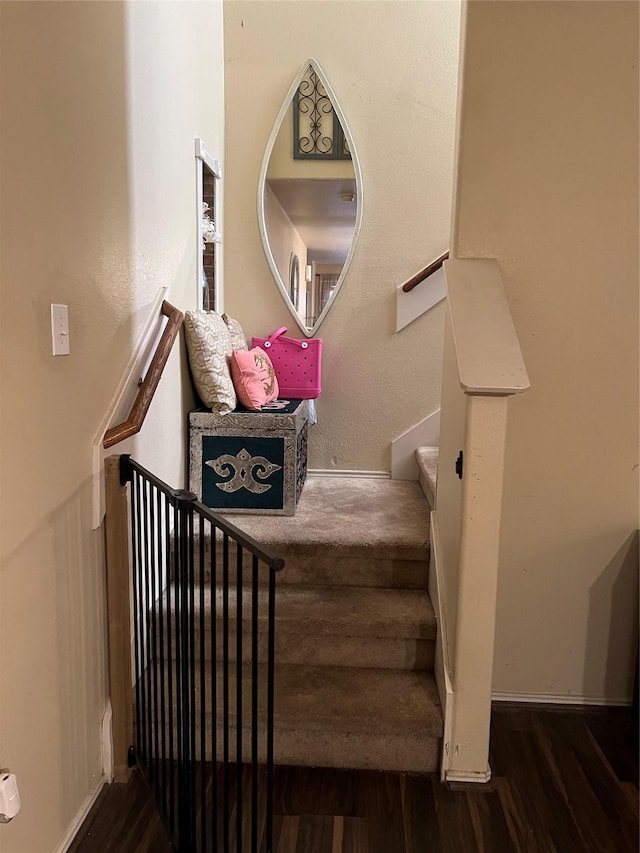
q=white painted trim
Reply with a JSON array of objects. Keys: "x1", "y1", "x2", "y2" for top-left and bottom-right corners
[
  {"x1": 53, "y1": 776, "x2": 106, "y2": 853},
  {"x1": 307, "y1": 469, "x2": 390, "y2": 479},
  {"x1": 395, "y1": 265, "x2": 446, "y2": 333},
  {"x1": 195, "y1": 138, "x2": 222, "y2": 312},
  {"x1": 257, "y1": 58, "x2": 364, "y2": 338},
  {"x1": 492, "y1": 691, "x2": 633, "y2": 707},
  {"x1": 90, "y1": 286, "x2": 168, "y2": 529},
  {"x1": 101, "y1": 701, "x2": 113, "y2": 783},
  {"x1": 444, "y1": 259, "x2": 530, "y2": 395},
  {"x1": 445, "y1": 767, "x2": 492, "y2": 785},
  {"x1": 390, "y1": 409, "x2": 440, "y2": 481},
  {"x1": 428, "y1": 512, "x2": 454, "y2": 781}
]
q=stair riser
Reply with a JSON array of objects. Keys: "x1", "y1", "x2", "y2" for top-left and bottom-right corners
[
  {"x1": 179, "y1": 548, "x2": 430, "y2": 589},
  {"x1": 157, "y1": 606, "x2": 433, "y2": 642},
  {"x1": 169, "y1": 537, "x2": 430, "y2": 587},
  {"x1": 145, "y1": 727, "x2": 440, "y2": 774},
  {"x1": 155, "y1": 632, "x2": 434, "y2": 671}
]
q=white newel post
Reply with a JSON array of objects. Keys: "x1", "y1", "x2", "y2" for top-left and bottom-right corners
[{"x1": 436, "y1": 259, "x2": 530, "y2": 782}]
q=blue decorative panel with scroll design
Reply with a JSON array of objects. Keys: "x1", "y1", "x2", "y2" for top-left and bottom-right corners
[{"x1": 202, "y1": 435, "x2": 285, "y2": 511}]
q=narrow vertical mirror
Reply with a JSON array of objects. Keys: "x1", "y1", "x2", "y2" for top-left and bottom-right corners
[{"x1": 258, "y1": 60, "x2": 363, "y2": 337}]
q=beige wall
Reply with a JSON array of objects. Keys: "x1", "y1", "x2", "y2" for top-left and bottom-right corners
[
  {"x1": 224, "y1": 0, "x2": 461, "y2": 471},
  {"x1": 0, "y1": 2, "x2": 224, "y2": 850},
  {"x1": 452, "y1": 1, "x2": 639, "y2": 700}
]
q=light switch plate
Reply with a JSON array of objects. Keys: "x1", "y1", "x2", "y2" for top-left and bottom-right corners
[{"x1": 51, "y1": 303, "x2": 70, "y2": 356}]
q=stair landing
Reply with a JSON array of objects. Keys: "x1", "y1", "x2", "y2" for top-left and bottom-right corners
[{"x1": 222, "y1": 476, "x2": 430, "y2": 561}]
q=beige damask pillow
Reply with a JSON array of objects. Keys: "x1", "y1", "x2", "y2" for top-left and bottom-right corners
[
  {"x1": 184, "y1": 311, "x2": 236, "y2": 414},
  {"x1": 222, "y1": 313, "x2": 248, "y2": 352}
]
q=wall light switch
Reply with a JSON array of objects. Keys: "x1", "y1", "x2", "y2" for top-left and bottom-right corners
[{"x1": 51, "y1": 303, "x2": 70, "y2": 356}]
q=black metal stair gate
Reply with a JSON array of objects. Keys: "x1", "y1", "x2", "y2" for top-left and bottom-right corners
[{"x1": 121, "y1": 455, "x2": 284, "y2": 852}]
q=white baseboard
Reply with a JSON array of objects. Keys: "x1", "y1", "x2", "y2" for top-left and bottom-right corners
[
  {"x1": 445, "y1": 767, "x2": 492, "y2": 785},
  {"x1": 307, "y1": 469, "x2": 390, "y2": 479},
  {"x1": 54, "y1": 776, "x2": 106, "y2": 853},
  {"x1": 492, "y1": 691, "x2": 633, "y2": 707},
  {"x1": 390, "y1": 409, "x2": 440, "y2": 481}
]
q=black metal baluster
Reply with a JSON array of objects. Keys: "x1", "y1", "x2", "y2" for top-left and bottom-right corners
[
  {"x1": 174, "y1": 497, "x2": 184, "y2": 846},
  {"x1": 143, "y1": 479, "x2": 153, "y2": 776},
  {"x1": 266, "y1": 567, "x2": 277, "y2": 853},
  {"x1": 236, "y1": 544, "x2": 244, "y2": 853},
  {"x1": 251, "y1": 555, "x2": 259, "y2": 853},
  {"x1": 131, "y1": 472, "x2": 143, "y2": 766},
  {"x1": 150, "y1": 484, "x2": 160, "y2": 801},
  {"x1": 157, "y1": 487, "x2": 167, "y2": 817},
  {"x1": 188, "y1": 508, "x2": 197, "y2": 846},
  {"x1": 210, "y1": 524, "x2": 218, "y2": 850},
  {"x1": 222, "y1": 532, "x2": 230, "y2": 853},
  {"x1": 199, "y1": 515, "x2": 207, "y2": 853},
  {"x1": 141, "y1": 475, "x2": 150, "y2": 770},
  {"x1": 176, "y1": 490, "x2": 196, "y2": 850},
  {"x1": 166, "y1": 494, "x2": 175, "y2": 834}
]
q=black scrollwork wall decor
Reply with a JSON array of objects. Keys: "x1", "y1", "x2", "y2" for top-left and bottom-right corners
[{"x1": 293, "y1": 65, "x2": 351, "y2": 160}]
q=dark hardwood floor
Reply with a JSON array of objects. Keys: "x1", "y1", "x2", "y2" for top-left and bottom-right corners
[{"x1": 69, "y1": 705, "x2": 638, "y2": 853}]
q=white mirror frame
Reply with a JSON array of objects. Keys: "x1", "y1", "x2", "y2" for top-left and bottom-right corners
[
  {"x1": 195, "y1": 138, "x2": 222, "y2": 311},
  {"x1": 257, "y1": 58, "x2": 364, "y2": 338}
]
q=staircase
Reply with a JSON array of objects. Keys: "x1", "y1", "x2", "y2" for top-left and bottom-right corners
[{"x1": 160, "y1": 477, "x2": 444, "y2": 774}]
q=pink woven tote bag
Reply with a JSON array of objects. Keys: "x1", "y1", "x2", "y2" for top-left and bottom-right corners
[{"x1": 251, "y1": 327, "x2": 322, "y2": 399}]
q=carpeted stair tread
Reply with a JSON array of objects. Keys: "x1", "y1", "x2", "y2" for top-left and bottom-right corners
[
  {"x1": 219, "y1": 477, "x2": 430, "y2": 561},
  {"x1": 159, "y1": 583, "x2": 436, "y2": 641}
]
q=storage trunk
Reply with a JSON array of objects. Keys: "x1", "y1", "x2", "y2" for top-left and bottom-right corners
[{"x1": 189, "y1": 399, "x2": 308, "y2": 515}]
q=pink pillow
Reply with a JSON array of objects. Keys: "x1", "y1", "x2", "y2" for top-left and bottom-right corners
[{"x1": 230, "y1": 347, "x2": 279, "y2": 411}]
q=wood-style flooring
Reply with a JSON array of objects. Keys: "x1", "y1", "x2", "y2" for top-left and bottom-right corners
[{"x1": 69, "y1": 705, "x2": 638, "y2": 853}]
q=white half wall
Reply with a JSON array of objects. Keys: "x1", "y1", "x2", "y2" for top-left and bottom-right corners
[
  {"x1": 396, "y1": 266, "x2": 447, "y2": 333},
  {"x1": 391, "y1": 410, "x2": 441, "y2": 480}
]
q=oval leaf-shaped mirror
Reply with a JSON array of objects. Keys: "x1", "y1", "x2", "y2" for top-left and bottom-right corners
[{"x1": 258, "y1": 59, "x2": 363, "y2": 337}]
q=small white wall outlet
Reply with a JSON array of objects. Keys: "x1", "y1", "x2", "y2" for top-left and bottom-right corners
[
  {"x1": 0, "y1": 772, "x2": 20, "y2": 822},
  {"x1": 51, "y1": 303, "x2": 70, "y2": 356}
]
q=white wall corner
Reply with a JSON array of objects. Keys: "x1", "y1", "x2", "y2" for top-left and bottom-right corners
[
  {"x1": 390, "y1": 409, "x2": 441, "y2": 480},
  {"x1": 395, "y1": 265, "x2": 447, "y2": 333}
]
